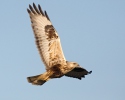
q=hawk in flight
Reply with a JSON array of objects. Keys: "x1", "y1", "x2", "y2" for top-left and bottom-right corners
[{"x1": 27, "y1": 3, "x2": 92, "y2": 85}]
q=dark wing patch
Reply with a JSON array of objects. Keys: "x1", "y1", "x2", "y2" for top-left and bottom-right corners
[
  {"x1": 45, "y1": 25, "x2": 58, "y2": 41},
  {"x1": 65, "y1": 67, "x2": 92, "y2": 80}
]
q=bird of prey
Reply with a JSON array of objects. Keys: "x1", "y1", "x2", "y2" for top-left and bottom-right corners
[{"x1": 27, "y1": 3, "x2": 92, "y2": 85}]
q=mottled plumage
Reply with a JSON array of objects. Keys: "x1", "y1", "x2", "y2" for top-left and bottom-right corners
[{"x1": 27, "y1": 3, "x2": 92, "y2": 86}]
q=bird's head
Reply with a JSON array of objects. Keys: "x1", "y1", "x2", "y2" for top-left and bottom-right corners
[{"x1": 66, "y1": 61, "x2": 80, "y2": 68}]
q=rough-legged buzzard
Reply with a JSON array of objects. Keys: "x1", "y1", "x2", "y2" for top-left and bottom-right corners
[{"x1": 27, "y1": 3, "x2": 92, "y2": 85}]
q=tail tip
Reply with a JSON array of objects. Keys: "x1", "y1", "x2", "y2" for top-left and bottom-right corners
[
  {"x1": 27, "y1": 76, "x2": 47, "y2": 85},
  {"x1": 27, "y1": 77, "x2": 32, "y2": 83}
]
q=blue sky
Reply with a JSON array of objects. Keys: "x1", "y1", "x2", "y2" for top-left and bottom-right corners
[{"x1": 0, "y1": 0, "x2": 125, "y2": 100}]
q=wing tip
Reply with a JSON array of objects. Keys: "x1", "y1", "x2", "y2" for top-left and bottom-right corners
[
  {"x1": 38, "y1": 4, "x2": 45, "y2": 16},
  {"x1": 27, "y1": 3, "x2": 51, "y2": 22},
  {"x1": 27, "y1": 8, "x2": 30, "y2": 13},
  {"x1": 88, "y1": 71, "x2": 92, "y2": 74},
  {"x1": 27, "y1": 3, "x2": 51, "y2": 21},
  {"x1": 45, "y1": 11, "x2": 50, "y2": 21}
]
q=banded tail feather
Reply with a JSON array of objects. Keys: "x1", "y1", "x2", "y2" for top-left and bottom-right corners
[{"x1": 27, "y1": 74, "x2": 46, "y2": 85}]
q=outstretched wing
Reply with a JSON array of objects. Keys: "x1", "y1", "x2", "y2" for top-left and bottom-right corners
[
  {"x1": 65, "y1": 67, "x2": 92, "y2": 80},
  {"x1": 27, "y1": 3, "x2": 66, "y2": 70}
]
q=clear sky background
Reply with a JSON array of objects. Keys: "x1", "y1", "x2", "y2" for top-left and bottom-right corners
[{"x1": 0, "y1": 0, "x2": 125, "y2": 100}]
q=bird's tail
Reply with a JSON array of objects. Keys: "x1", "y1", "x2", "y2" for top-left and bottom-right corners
[
  {"x1": 27, "y1": 71, "x2": 53, "y2": 86},
  {"x1": 27, "y1": 74, "x2": 47, "y2": 85}
]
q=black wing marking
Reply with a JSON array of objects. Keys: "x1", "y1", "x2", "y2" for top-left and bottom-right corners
[
  {"x1": 27, "y1": 3, "x2": 50, "y2": 21},
  {"x1": 45, "y1": 11, "x2": 50, "y2": 21},
  {"x1": 65, "y1": 67, "x2": 92, "y2": 80}
]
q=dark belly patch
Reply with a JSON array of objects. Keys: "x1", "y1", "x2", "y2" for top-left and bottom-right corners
[{"x1": 50, "y1": 64, "x2": 63, "y2": 78}]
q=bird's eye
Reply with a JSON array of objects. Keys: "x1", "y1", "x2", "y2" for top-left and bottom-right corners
[{"x1": 73, "y1": 63, "x2": 76, "y2": 65}]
